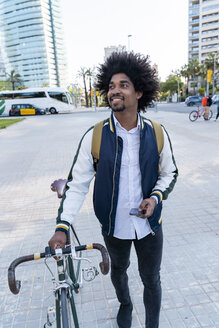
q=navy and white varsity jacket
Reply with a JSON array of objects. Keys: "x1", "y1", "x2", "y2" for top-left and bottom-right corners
[{"x1": 56, "y1": 113, "x2": 178, "y2": 236}]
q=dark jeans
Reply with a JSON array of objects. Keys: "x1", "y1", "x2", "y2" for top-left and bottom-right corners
[
  {"x1": 216, "y1": 103, "x2": 219, "y2": 120},
  {"x1": 103, "y1": 227, "x2": 163, "y2": 328}
]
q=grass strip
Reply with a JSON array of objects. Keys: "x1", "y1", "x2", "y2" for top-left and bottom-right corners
[{"x1": 0, "y1": 118, "x2": 25, "y2": 129}]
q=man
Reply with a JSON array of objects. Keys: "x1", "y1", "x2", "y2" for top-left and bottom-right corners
[
  {"x1": 204, "y1": 93, "x2": 212, "y2": 120},
  {"x1": 215, "y1": 99, "x2": 219, "y2": 122},
  {"x1": 49, "y1": 52, "x2": 178, "y2": 328}
]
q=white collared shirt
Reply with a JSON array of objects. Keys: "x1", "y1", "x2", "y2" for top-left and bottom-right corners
[{"x1": 113, "y1": 114, "x2": 151, "y2": 240}]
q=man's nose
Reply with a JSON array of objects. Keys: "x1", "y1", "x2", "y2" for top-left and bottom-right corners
[{"x1": 111, "y1": 86, "x2": 121, "y2": 94}]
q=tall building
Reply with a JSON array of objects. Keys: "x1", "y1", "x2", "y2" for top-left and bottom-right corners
[
  {"x1": 0, "y1": 0, "x2": 68, "y2": 88},
  {"x1": 0, "y1": 48, "x2": 6, "y2": 80},
  {"x1": 188, "y1": 0, "x2": 219, "y2": 63},
  {"x1": 104, "y1": 45, "x2": 126, "y2": 61}
]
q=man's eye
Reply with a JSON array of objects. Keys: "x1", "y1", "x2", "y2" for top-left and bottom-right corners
[
  {"x1": 122, "y1": 84, "x2": 128, "y2": 88},
  {"x1": 109, "y1": 85, "x2": 114, "y2": 90}
]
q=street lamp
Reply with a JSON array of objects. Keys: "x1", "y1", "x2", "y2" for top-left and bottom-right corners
[
  {"x1": 212, "y1": 51, "x2": 219, "y2": 95},
  {"x1": 128, "y1": 35, "x2": 132, "y2": 52}
]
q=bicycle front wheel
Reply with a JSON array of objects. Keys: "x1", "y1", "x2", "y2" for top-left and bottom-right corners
[
  {"x1": 60, "y1": 289, "x2": 69, "y2": 328},
  {"x1": 56, "y1": 287, "x2": 79, "y2": 328},
  {"x1": 189, "y1": 110, "x2": 198, "y2": 121}
]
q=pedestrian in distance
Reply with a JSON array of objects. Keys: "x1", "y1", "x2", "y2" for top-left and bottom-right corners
[
  {"x1": 215, "y1": 100, "x2": 219, "y2": 121},
  {"x1": 49, "y1": 51, "x2": 178, "y2": 328},
  {"x1": 203, "y1": 93, "x2": 213, "y2": 120}
]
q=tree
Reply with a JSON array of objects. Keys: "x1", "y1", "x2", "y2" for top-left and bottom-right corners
[
  {"x1": 77, "y1": 67, "x2": 89, "y2": 107},
  {"x1": 199, "y1": 64, "x2": 207, "y2": 88},
  {"x1": 204, "y1": 52, "x2": 219, "y2": 71},
  {"x1": 187, "y1": 59, "x2": 201, "y2": 94},
  {"x1": 17, "y1": 85, "x2": 28, "y2": 90},
  {"x1": 86, "y1": 67, "x2": 96, "y2": 107},
  {"x1": 180, "y1": 64, "x2": 191, "y2": 95},
  {"x1": 7, "y1": 70, "x2": 22, "y2": 90},
  {"x1": 187, "y1": 59, "x2": 200, "y2": 80},
  {"x1": 0, "y1": 80, "x2": 11, "y2": 90},
  {"x1": 160, "y1": 75, "x2": 183, "y2": 96}
]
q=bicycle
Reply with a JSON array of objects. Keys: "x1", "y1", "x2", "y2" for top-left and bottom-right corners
[
  {"x1": 8, "y1": 179, "x2": 110, "y2": 328},
  {"x1": 189, "y1": 105, "x2": 213, "y2": 122}
]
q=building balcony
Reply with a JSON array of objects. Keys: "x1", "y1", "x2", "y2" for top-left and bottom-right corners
[
  {"x1": 189, "y1": 4, "x2": 199, "y2": 9},
  {"x1": 189, "y1": 48, "x2": 199, "y2": 53},
  {"x1": 189, "y1": 10, "x2": 199, "y2": 17},
  {"x1": 189, "y1": 26, "x2": 199, "y2": 32},
  {"x1": 189, "y1": 41, "x2": 199, "y2": 45},
  {"x1": 190, "y1": 19, "x2": 199, "y2": 24},
  {"x1": 189, "y1": 34, "x2": 200, "y2": 39}
]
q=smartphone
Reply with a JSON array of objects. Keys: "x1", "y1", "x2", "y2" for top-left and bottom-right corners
[{"x1": 129, "y1": 208, "x2": 146, "y2": 217}]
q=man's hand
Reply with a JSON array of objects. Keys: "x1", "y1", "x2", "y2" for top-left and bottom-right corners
[
  {"x1": 138, "y1": 198, "x2": 156, "y2": 218},
  {"x1": 48, "y1": 231, "x2": 67, "y2": 250}
]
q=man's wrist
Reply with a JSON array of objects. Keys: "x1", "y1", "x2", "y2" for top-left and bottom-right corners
[
  {"x1": 150, "y1": 190, "x2": 163, "y2": 204},
  {"x1": 56, "y1": 221, "x2": 70, "y2": 236}
]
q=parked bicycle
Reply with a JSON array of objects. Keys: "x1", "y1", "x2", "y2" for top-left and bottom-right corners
[
  {"x1": 8, "y1": 179, "x2": 109, "y2": 328},
  {"x1": 189, "y1": 106, "x2": 213, "y2": 122}
]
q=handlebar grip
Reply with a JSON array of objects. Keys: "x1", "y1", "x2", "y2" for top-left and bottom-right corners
[
  {"x1": 92, "y1": 243, "x2": 109, "y2": 275},
  {"x1": 8, "y1": 254, "x2": 34, "y2": 294}
]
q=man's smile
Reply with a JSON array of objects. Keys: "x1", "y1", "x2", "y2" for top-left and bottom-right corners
[{"x1": 110, "y1": 95, "x2": 124, "y2": 102}]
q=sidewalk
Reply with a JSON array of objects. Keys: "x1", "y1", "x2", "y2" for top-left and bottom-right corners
[{"x1": 0, "y1": 110, "x2": 218, "y2": 328}]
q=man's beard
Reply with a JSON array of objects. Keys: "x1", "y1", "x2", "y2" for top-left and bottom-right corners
[
  {"x1": 109, "y1": 95, "x2": 125, "y2": 112},
  {"x1": 111, "y1": 104, "x2": 126, "y2": 112}
]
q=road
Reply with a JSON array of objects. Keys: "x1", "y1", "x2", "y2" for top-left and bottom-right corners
[
  {"x1": 0, "y1": 109, "x2": 219, "y2": 328},
  {"x1": 150, "y1": 102, "x2": 218, "y2": 114}
]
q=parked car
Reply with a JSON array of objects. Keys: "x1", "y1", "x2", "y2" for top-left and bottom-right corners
[
  {"x1": 9, "y1": 104, "x2": 46, "y2": 116},
  {"x1": 148, "y1": 100, "x2": 156, "y2": 108},
  {"x1": 185, "y1": 96, "x2": 203, "y2": 106},
  {"x1": 212, "y1": 95, "x2": 219, "y2": 104}
]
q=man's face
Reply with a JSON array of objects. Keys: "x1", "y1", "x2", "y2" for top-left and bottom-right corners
[{"x1": 107, "y1": 73, "x2": 142, "y2": 113}]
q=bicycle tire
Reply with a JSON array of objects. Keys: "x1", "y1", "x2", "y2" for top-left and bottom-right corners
[
  {"x1": 60, "y1": 288, "x2": 77, "y2": 328},
  {"x1": 189, "y1": 110, "x2": 198, "y2": 121},
  {"x1": 60, "y1": 288, "x2": 69, "y2": 328}
]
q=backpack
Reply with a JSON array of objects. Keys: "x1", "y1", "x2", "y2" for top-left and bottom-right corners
[
  {"x1": 91, "y1": 119, "x2": 164, "y2": 172},
  {"x1": 207, "y1": 97, "x2": 212, "y2": 106},
  {"x1": 202, "y1": 97, "x2": 207, "y2": 106}
]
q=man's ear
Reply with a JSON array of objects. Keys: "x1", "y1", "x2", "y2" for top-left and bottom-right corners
[{"x1": 136, "y1": 91, "x2": 143, "y2": 100}]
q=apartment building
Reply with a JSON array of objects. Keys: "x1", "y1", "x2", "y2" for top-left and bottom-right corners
[
  {"x1": 0, "y1": 0, "x2": 68, "y2": 88},
  {"x1": 189, "y1": 0, "x2": 219, "y2": 63},
  {"x1": 104, "y1": 45, "x2": 126, "y2": 61}
]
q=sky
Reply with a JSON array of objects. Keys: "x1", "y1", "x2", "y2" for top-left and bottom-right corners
[{"x1": 60, "y1": 0, "x2": 188, "y2": 85}]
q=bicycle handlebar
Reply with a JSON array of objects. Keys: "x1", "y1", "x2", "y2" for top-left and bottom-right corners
[{"x1": 8, "y1": 243, "x2": 109, "y2": 295}]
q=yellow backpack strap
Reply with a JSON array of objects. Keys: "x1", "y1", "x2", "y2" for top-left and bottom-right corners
[
  {"x1": 91, "y1": 119, "x2": 105, "y2": 171},
  {"x1": 149, "y1": 119, "x2": 164, "y2": 154}
]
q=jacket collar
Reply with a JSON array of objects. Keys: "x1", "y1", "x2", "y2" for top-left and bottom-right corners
[{"x1": 110, "y1": 112, "x2": 143, "y2": 133}]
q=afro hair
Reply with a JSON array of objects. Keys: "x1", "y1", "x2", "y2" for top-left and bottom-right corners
[{"x1": 95, "y1": 51, "x2": 160, "y2": 112}]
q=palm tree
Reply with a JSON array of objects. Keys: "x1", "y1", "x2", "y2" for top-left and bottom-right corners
[
  {"x1": 199, "y1": 64, "x2": 207, "y2": 89},
  {"x1": 204, "y1": 52, "x2": 219, "y2": 71},
  {"x1": 7, "y1": 70, "x2": 22, "y2": 90},
  {"x1": 180, "y1": 64, "x2": 191, "y2": 95},
  {"x1": 187, "y1": 59, "x2": 201, "y2": 94},
  {"x1": 77, "y1": 67, "x2": 89, "y2": 107},
  {"x1": 188, "y1": 59, "x2": 200, "y2": 80},
  {"x1": 86, "y1": 67, "x2": 95, "y2": 107}
]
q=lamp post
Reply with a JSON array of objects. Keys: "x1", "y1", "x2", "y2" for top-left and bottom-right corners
[
  {"x1": 128, "y1": 35, "x2": 132, "y2": 52},
  {"x1": 212, "y1": 51, "x2": 218, "y2": 95}
]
